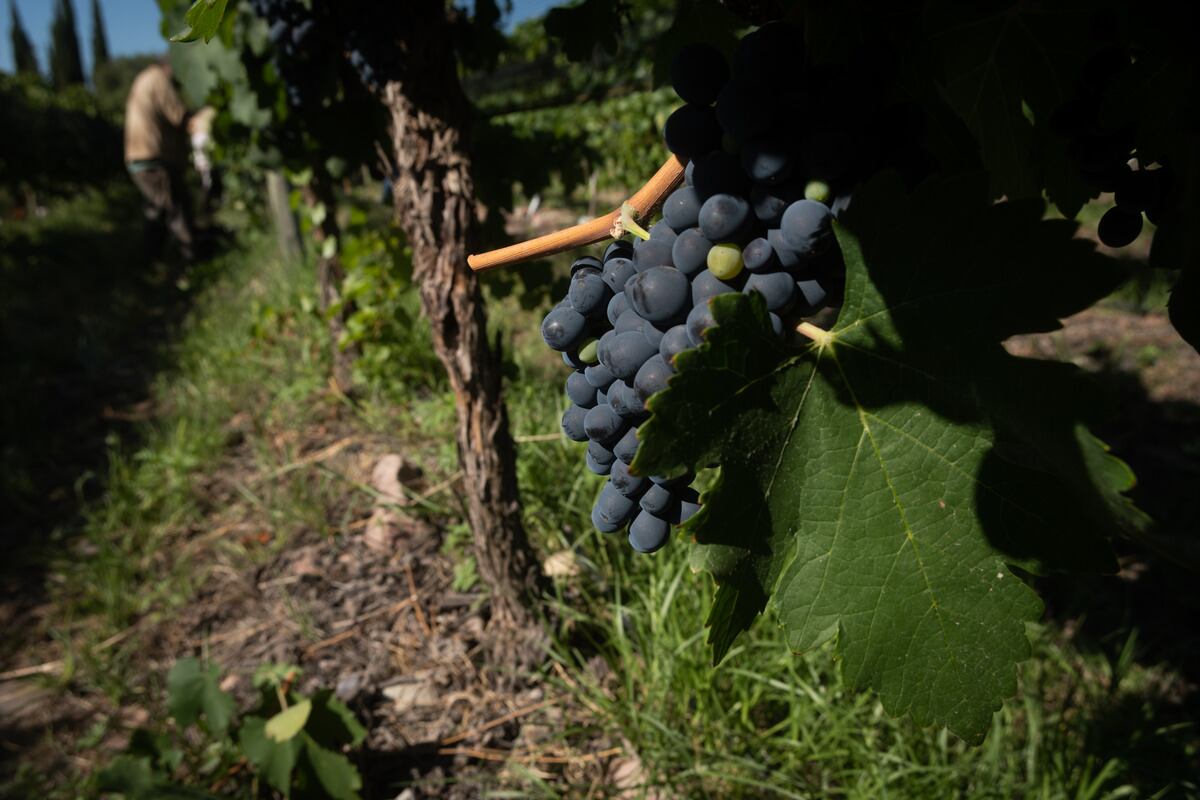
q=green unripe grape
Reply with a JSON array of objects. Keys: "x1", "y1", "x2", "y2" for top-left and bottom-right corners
[
  {"x1": 804, "y1": 180, "x2": 832, "y2": 204},
  {"x1": 578, "y1": 338, "x2": 599, "y2": 364},
  {"x1": 707, "y1": 243, "x2": 744, "y2": 280}
]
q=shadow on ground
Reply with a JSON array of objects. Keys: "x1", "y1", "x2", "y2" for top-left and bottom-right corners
[
  {"x1": 0, "y1": 182, "x2": 228, "y2": 627},
  {"x1": 1033, "y1": 349, "x2": 1200, "y2": 795}
]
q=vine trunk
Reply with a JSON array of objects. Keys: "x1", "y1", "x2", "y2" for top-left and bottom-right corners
[{"x1": 381, "y1": 0, "x2": 544, "y2": 630}]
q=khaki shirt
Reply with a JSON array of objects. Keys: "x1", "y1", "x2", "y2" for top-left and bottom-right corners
[{"x1": 124, "y1": 64, "x2": 188, "y2": 165}]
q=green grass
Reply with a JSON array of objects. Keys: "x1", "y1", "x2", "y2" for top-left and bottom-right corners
[{"x1": 4, "y1": 192, "x2": 1196, "y2": 800}]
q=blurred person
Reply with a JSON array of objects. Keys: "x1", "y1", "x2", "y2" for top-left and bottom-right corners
[
  {"x1": 188, "y1": 105, "x2": 222, "y2": 215},
  {"x1": 124, "y1": 57, "x2": 195, "y2": 262}
]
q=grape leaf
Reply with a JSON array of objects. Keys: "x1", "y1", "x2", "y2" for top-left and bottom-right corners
[
  {"x1": 927, "y1": 1, "x2": 1099, "y2": 201},
  {"x1": 634, "y1": 171, "x2": 1150, "y2": 742},
  {"x1": 302, "y1": 733, "x2": 362, "y2": 800},
  {"x1": 166, "y1": 658, "x2": 234, "y2": 733},
  {"x1": 239, "y1": 716, "x2": 303, "y2": 795},
  {"x1": 172, "y1": 0, "x2": 233, "y2": 44},
  {"x1": 306, "y1": 689, "x2": 368, "y2": 749}
]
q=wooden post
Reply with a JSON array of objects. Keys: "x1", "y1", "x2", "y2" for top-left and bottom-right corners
[{"x1": 266, "y1": 170, "x2": 303, "y2": 262}]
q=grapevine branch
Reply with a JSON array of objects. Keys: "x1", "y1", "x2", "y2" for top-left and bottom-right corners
[{"x1": 466, "y1": 155, "x2": 685, "y2": 272}]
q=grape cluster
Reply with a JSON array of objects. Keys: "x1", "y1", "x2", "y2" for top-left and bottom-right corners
[
  {"x1": 1052, "y1": 47, "x2": 1172, "y2": 248},
  {"x1": 249, "y1": 0, "x2": 333, "y2": 107},
  {"x1": 542, "y1": 25, "x2": 865, "y2": 553}
]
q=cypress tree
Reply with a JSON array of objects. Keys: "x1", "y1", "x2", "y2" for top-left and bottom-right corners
[
  {"x1": 9, "y1": 0, "x2": 40, "y2": 76},
  {"x1": 49, "y1": 0, "x2": 85, "y2": 89},
  {"x1": 90, "y1": 0, "x2": 109, "y2": 69}
]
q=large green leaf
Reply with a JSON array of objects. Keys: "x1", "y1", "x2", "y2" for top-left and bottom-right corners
[
  {"x1": 167, "y1": 658, "x2": 234, "y2": 733},
  {"x1": 240, "y1": 716, "x2": 303, "y2": 796},
  {"x1": 634, "y1": 172, "x2": 1150, "y2": 742}
]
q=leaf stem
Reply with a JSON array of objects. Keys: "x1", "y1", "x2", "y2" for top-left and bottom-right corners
[{"x1": 796, "y1": 321, "x2": 833, "y2": 347}]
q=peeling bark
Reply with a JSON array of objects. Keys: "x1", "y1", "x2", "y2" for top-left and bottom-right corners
[{"x1": 381, "y1": 1, "x2": 544, "y2": 627}]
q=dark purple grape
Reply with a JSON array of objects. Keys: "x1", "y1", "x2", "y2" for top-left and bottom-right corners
[
  {"x1": 561, "y1": 404, "x2": 588, "y2": 442},
  {"x1": 639, "y1": 483, "x2": 674, "y2": 516},
  {"x1": 659, "y1": 324, "x2": 692, "y2": 366},
  {"x1": 663, "y1": 186, "x2": 703, "y2": 231},
  {"x1": 767, "y1": 229, "x2": 805, "y2": 271},
  {"x1": 634, "y1": 354, "x2": 674, "y2": 401},
  {"x1": 628, "y1": 510, "x2": 671, "y2": 553},
  {"x1": 633, "y1": 237, "x2": 675, "y2": 270},
  {"x1": 1097, "y1": 205, "x2": 1143, "y2": 248},
  {"x1": 699, "y1": 194, "x2": 752, "y2": 242},
  {"x1": 584, "y1": 403, "x2": 625, "y2": 443},
  {"x1": 670, "y1": 43, "x2": 730, "y2": 106},
  {"x1": 541, "y1": 306, "x2": 587, "y2": 351},
  {"x1": 588, "y1": 439, "x2": 617, "y2": 469},
  {"x1": 615, "y1": 309, "x2": 647, "y2": 336},
  {"x1": 744, "y1": 270, "x2": 797, "y2": 312},
  {"x1": 691, "y1": 269, "x2": 742, "y2": 305},
  {"x1": 610, "y1": 459, "x2": 649, "y2": 498},
  {"x1": 570, "y1": 255, "x2": 603, "y2": 274},
  {"x1": 609, "y1": 381, "x2": 648, "y2": 419},
  {"x1": 596, "y1": 330, "x2": 618, "y2": 367},
  {"x1": 741, "y1": 135, "x2": 795, "y2": 184},
  {"x1": 586, "y1": 449, "x2": 612, "y2": 475},
  {"x1": 604, "y1": 240, "x2": 634, "y2": 261},
  {"x1": 614, "y1": 426, "x2": 641, "y2": 464},
  {"x1": 691, "y1": 150, "x2": 751, "y2": 199},
  {"x1": 607, "y1": 291, "x2": 630, "y2": 326},
  {"x1": 585, "y1": 362, "x2": 615, "y2": 389},
  {"x1": 607, "y1": 331, "x2": 660, "y2": 380},
  {"x1": 649, "y1": 220, "x2": 678, "y2": 244},
  {"x1": 642, "y1": 320, "x2": 666, "y2": 349},
  {"x1": 592, "y1": 482, "x2": 637, "y2": 532},
  {"x1": 566, "y1": 371, "x2": 596, "y2": 407},
  {"x1": 686, "y1": 302, "x2": 717, "y2": 346},
  {"x1": 750, "y1": 180, "x2": 804, "y2": 227},
  {"x1": 602, "y1": 257, "x2": 637, "y2": 293},
  {"x1": 671, "y1": 228, "x2": 714, "y2": 277},
  {"x1": 742, "y1": 237, "x2": 779, "y2": 273},
  {"x1": 780, "y1": 200, "x2": 834, "y2": 256},
  {"x1": 609, "y1": 382, "x2": 646, "y2": 421},
  {"x1": 663, "y1": 104, "x2": 724, "y2": 161},
  {"x1": 625, "y1": 267, "x2": 691, "y2": 324},
  {"x1": 569, "y1": 268, "x2": 611, "y2": 316}
]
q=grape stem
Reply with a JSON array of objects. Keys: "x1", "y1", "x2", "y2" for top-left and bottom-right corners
[{"x1": 466, "y1": 155, "x2": 685, "y2": 271}]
